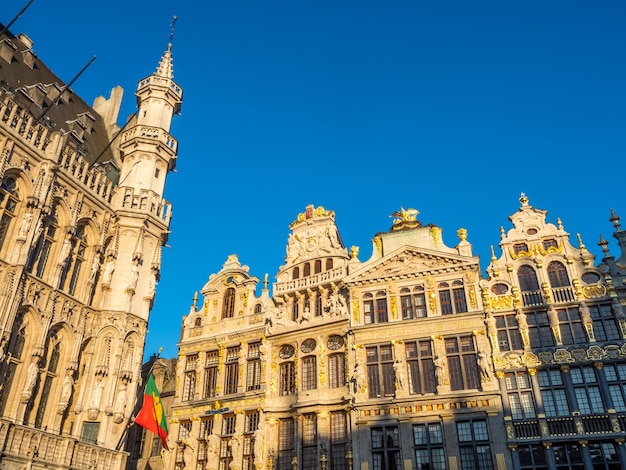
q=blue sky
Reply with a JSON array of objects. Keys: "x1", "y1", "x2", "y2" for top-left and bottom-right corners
[{"x1": 5, "y1": 1, "x2": 626, "y2": 360}]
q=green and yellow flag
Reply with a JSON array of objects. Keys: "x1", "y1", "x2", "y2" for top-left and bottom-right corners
[{"x1": 135, "y1": 373, "x2": 169, "y2": 450}]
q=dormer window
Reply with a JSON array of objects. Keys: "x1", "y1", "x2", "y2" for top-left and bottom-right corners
[
  {"x1": 513, "y1": 243, "x2": 528, "y2": 255},
  {"x1": 543, "y1": 239, "x2": 558, "y2": 250}
]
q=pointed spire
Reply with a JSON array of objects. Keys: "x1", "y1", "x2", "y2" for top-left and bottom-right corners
[
  {"x1": 154, "y1": 16, "x2": 178, "y2": 80},
  {"x1": 155, "y1": 43, "x2": 174, "y2": 80}
]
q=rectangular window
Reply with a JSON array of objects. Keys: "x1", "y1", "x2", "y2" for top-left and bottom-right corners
[
  {"x1": 439, "y1": 290, "x2": 453, "y2": 315},
  {"x1": 81, "y1": 422, "x2": 100, "y2": 444},
  {"x1": 178, "y1": 420, "x2": 192, "y2": 441},
  {"x1": 204, "y1": 350, "x2": 219, "y2": 398},
  {"x1": 242, "y1": 412, "x2": 259, "y2": 470},
  {"x1": 496, "y1": 314, "x2": 523, "y2": 351},
  {"x1": 538, "y1": 369, "x2": 570, "y2": 417},
  {"x1": 505, "y1": 371, "x2": 536, "y2": 419},
  {"x1": 604, "y1": 364, "x2": 626, "y2": 412},
  {"x1": 457, "y1": 420, "x2": 493, "y2": 470},
  {"x1": 302, "y1": 414, "x2": 317, "y2": 469},
  {"x1": 182, "y1": 371, "x2": 196, "y2": 401},
  {"x1": 371, "y1": 426, "x2": 400, "y2": 470},
  {"x1": 453, "y1": 287, "x2": 468, "y2": 313},
  {"x1": 367, "y1": 344, "x2": 394, "y2": 398},
  {"x1": 330, "y1": 412, "x2": 348, "y2": 470},
  {"x1": 224, "y1": 346, "x2": 240, "y2": 395},
  {"x1": 589, "y1": 304, "x2": 621, "y2": 342},
  {"x1": 571, "y1": 366, "x2": 604, "y2": 414},
  {"x1": 246, "y1": 342, "x2": 261, "y2": 391},
  {"x1": 222, "y1": 413, "x2": 236, "y2": 435},
  {"x1": 376, "y1": 296, "x2": 389, "y2": 323},
  {"x1": 199, "y1": 417, "x2": 214, "y2": 440},
  {"x1": 558, "y1": 308, "x2": 586, "y2": 345},
  {"x1": 364, "y1": 299, "x2": 374, "y2": 324},
  {"x1": 301, "y1": 356, "x2": 317, "y2": 391},
  {"x1": 413, "y1": 423, "x2": 445, "y2": 470},
  {"x1": 445, "y1": 336, "x2": 479, "y2": 391},
  {"x1": 328, "y1": 353, "x2": 346, "y2": 389},
  {"x1": 280, "y1": 362, "x2": 295, "y2": 396},
  {"x1": 518, "y1": 444, "x2": 548, "y2": 470},
  {"x1": 278, "y1": 418, "x2": 294, "y2": 470},
  {"x1": 401, "y1": 293, "x2": 414, "y2": 320},
  {"x1": 553, "y1": 443, "x2": 584, "y2": 469},
  {"x1": 588, "y1": 442, "x2": 622, "y2": 468},
  {"x1": 414, "y1": 291, "x2": 427, "y2": 317},
  {"x1": 406, "y1": 340, "x2": 435, "y2": 394},
  {"x1": 526, "y1": 311, "x2": 555, "y2": 348}
]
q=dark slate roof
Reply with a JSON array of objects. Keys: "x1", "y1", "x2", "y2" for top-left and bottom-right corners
[{"x1": 0, "y1": 23, "x2": 118, "y2": 167}]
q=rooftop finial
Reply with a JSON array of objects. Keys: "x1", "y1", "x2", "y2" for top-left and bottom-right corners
[
  {"x1": 610, "y1": 208, "x2": 621, "y2": 230},
  {"x1": 598, "y1": 235, "x2": 610, "y2": 256},
  {"x1": 169, "y1": 15, "x2": 178, "y2": 44},
  {"x1": 519, "y1": 192, "x2": 529, "y2": 206}
]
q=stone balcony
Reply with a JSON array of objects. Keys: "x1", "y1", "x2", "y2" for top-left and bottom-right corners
[{"x1": 0, "y1": 419, "x2": 127, "y2": 469}]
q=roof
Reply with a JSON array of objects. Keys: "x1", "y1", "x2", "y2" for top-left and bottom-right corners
[{"x1": 0, "y1": 23, "x2": 120, "y2": 167}]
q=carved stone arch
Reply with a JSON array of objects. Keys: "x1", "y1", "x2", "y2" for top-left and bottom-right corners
[
  {"x1": 13, "y1": 307, "x2": 43, "y2": 351},
  {"x1": 51, "y1": 197, "x2": 72, "y2": 229},
  {"x1": 0, "y1": 171, "x2": 30, "y2": 252},
  {"x1": 2, "y1": 167, "x2": 34, "y2": 195},
  {"x1": 93, "y1": 326, "x2": 121, "y2": 376},
  {"x1": 30, "y1": 323, "x2": 74, "y2": 428}
]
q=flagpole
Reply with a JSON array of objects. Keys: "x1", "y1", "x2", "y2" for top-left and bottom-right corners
[{"x1": 114, "y1": 348, "x2": 164, "y2": 451}]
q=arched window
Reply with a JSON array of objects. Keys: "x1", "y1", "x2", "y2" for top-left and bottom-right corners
[
  {"x1": 28, "y1": 207, "x2": 58, "y2": 278},
  {"x1": 518, "y1": 265, "x2": 540, "y2": 292},
  {"x1": 254, "y1": 303, "x2": 262, "y2": 314},
  {"x1": 438, "y1": 281, "x2": 468, "y2": 315},
  {"x1": 293, "y1": 267, "x2": 300, "y2": 280},
  {"x1": 35, "y1": 341, "x2": 61, "y2": 428},
  {"x1": 314, "y1": 260, "x2": 322, "y2": 274},
  {"x1": 547, "y1": 261, "x2": 570, "y2": 288},
  {"x1": 0, "y1": 177, "x2": 20, "y2": 250},
  {"x1": 65, "y1": 224, "x2": 88, "y2": 295},
  {"x1": 194, "y1": 317, "x2": 202, "y2": 327},
  {"x1": 303, "y1": 263, "x2": 311, "y2": 277},
  {"x1": 222, "y1": 288, "x2": 236, "y2": 319}
]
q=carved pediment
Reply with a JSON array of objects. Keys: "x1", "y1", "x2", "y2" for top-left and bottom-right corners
[{"x1": 345, "y1": 247, "x2": 478, "y2": 284}]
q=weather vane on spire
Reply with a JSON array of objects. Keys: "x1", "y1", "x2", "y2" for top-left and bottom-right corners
[{"x1": 169, "y1": 15, "x2": 178, "y2": 43}]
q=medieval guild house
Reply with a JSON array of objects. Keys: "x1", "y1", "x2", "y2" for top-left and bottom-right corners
[{"x1": 167, "y1": 199, "x2": 626, "y2": 470}]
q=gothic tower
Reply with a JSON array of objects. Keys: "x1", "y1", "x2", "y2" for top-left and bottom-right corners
[{"x1": 0, "y1": 18, "x2": 182, "y2": 468}]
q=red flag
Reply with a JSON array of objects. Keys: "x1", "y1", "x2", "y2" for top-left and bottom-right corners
[{"x1": 135, "y1": 373, "x2": 169, "y2": 450}]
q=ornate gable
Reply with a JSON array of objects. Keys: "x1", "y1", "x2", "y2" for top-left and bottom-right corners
[{"x1": 344, "y1": 246, "x2": 479, "y2": 286}]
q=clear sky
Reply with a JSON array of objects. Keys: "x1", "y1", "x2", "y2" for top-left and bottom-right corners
[{"x1": 4, "y1": 1, "x2": 626, "y2": 360}]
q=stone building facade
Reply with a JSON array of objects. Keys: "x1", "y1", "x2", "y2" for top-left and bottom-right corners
[
  {"x1": 0, "y1": 19, "x2": 181, "y2": 469},
  {"x1": 168, "y1": 200, "x2": 626, "y2": 470}
]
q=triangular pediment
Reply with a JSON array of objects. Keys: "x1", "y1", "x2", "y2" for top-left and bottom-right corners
[{"x1": 345, "y1": 246, "x2": 478, "y2": 285}]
